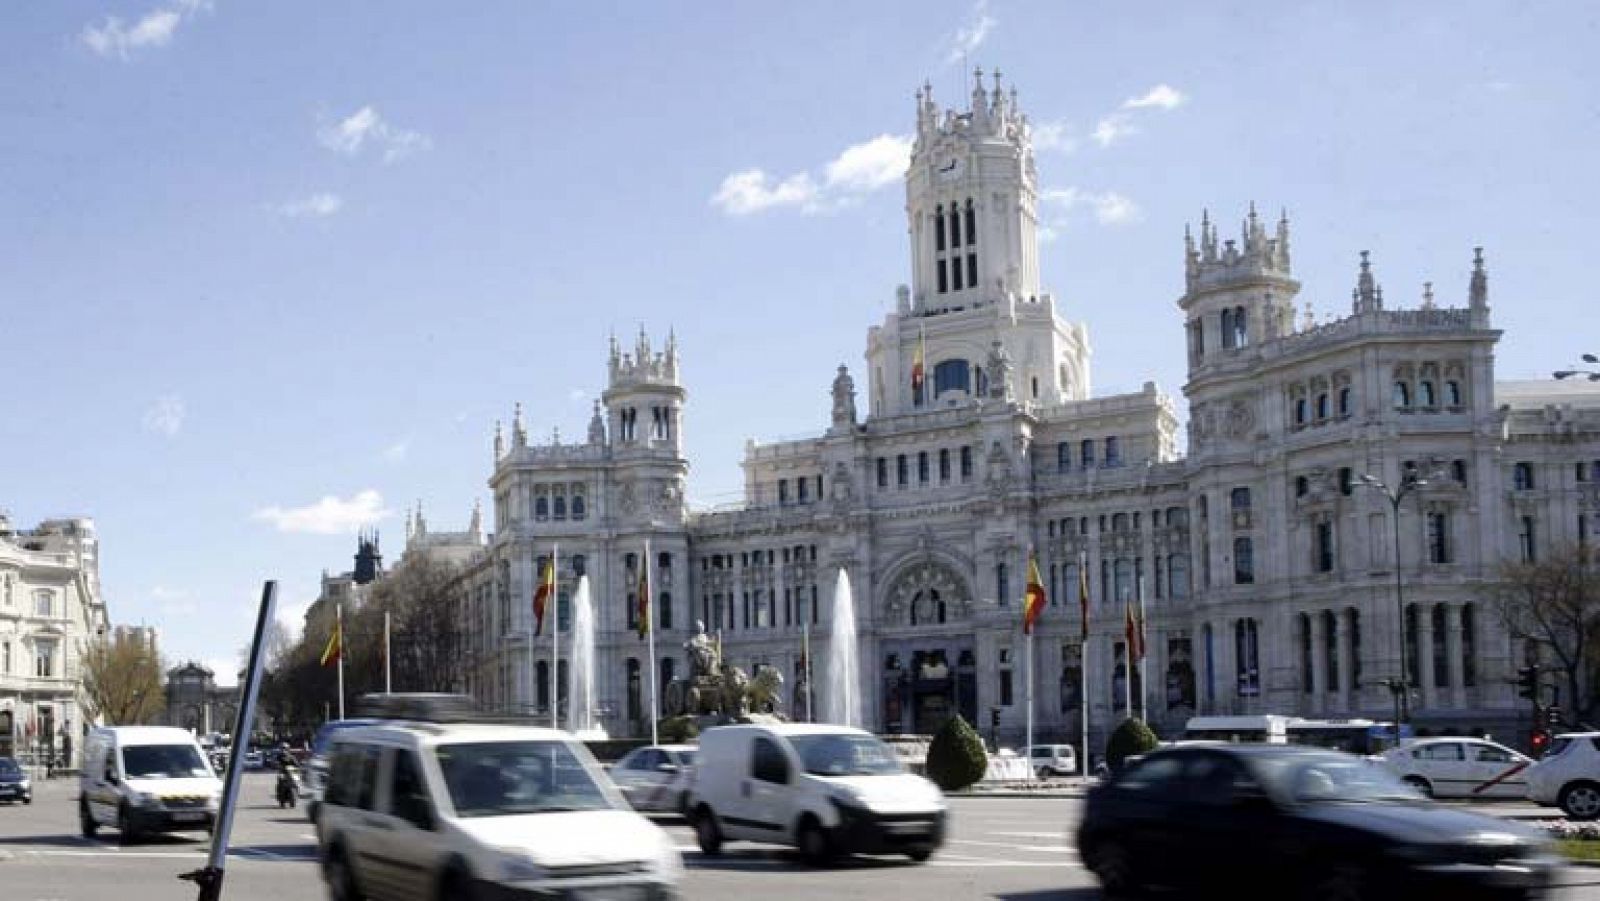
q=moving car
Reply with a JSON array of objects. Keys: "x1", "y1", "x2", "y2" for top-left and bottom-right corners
[
  {"x1": 315, "y1": 697, "x2": 680, "y2": 901},
  {"x1": 611, "y1": 744, "x2": 697, "y2": 813},
  {"x1": 1076, "y1": 744, "x2": 1557, "y2": 899},
  {"x1": 79, "y1": 726, "x2": 221, "y2": 842},
  {"x1": 688, "y1": 723, "x2": 946, "y2": 864},
  {"x1": 1380, "y1": 737, "x2": 1533, "y2": 799},
  {"x1": 0, "y1": 757, "x2": 32, "y2": 805},
  {"x1": 303, "y1": 718, "x2": 378, "y2": 823},
  {"x1": 1527, "y1": 731, "x2": 1600, "y2": 819},
  {"x1": 1024, "y1": 744, "x2": 1078, "y2": 779}
]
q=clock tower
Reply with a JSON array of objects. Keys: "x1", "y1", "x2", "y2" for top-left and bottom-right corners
[{"x1": 907, "y1": 68, "x2": 1041, "y2": 313}]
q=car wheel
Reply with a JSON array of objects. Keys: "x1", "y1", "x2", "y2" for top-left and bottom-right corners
[
  {"x1": 1402, "y1": 776, "x2": 1434, "y2": 798},
  {"x1": 325, "y1": 845, "x2": 365, "y2": 901},
  {"x1": 1086, "y1": 840, "x2": 1139, "y2": 897},
  {"x1": 694, "y1": 806, "x2": 723, "y2": 856},
  {"x1": 1036, "y1": 766, "x2": 1052, "y2": 781},
  {"x1": 905, "y1": 847, "x2": 933, "y2": 863},
  {"x1": 798, "y1": 816, "x2": 834, "y2": 866},
  {"x1": 117, "y1": 805, "x2": 140, "y2": 845},
  {"x1": 1561, "y1": 782, "x2": 1600, "y2": 820},
  {"x1": 436, "y1": 867, "x2": 477, "y2": 901},
  {"x1": 79, "y1": 798, "x2": 97, "y2": 838},
  {"x1": 1308, "y1": 865, "x2": 1367, "y2": 901},
  {"x1": 677, "y1": 791, "x2": 691, "y2": 817}
]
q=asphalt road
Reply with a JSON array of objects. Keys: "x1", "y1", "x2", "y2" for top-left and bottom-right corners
[{"x1": 3, "y1": 774, "x2": 1600, "y2": 900}]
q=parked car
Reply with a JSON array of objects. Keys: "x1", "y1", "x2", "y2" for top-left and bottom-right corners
[
  {"x1": 688, "y1": 723, "x2": 946, "y2": 864},
  {"x1": 610, "y1": 744, "x2": 697, "y2": 813},
  {"x1": 1379, "y1": 737, "x2": 1533, "y2": 799},
  {"x1": 0, "y1": 757, "x2": 32, "y2": 805},
  {"x1": 79, "y1": 726, "x2": 221, "y2": 842},
  {"x1": 1076, "y1": 744, "x2": 1557, "y2": 898},
  {"x1": 1024, "y1": 744, "x2": 1078, "y2": 779},
  {"x1": 1527, "y1": 731, "x2": 1600, "y2": 819},
  {"x1": 315, "y1": 702, "x2": 680, "y2": 901}
]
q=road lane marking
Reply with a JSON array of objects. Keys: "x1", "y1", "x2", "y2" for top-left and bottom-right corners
[
  {"x1": 928, "y1": 860, "x2": 1082, "y2": 868},
  {"x1": 948, "y1": 838, "x2": 1074, "y2": 854},
  {"x1": 988, "y1": 831, "x2": 1067, "y2": 839}
]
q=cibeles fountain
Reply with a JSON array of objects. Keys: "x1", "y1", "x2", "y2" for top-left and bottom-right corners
[
  {"x1": 825, "y1": 568, "x2": 861, "y2": 728},
  {"x1": 566, "y1": 576, "x2": 608, "y2": 740}
]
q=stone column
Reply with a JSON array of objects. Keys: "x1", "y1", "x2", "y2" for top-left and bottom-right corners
[
  {"x1": 1216, "y1": 617, "x2": 1237, "y2": 715},
  {"x1": 1336, "y1": 608, "x2": 1354, "y2": 713},
  {"x1": 1310, "y1": 611, "x2": 1328, "y2": 714},
  {"x1": 1445, "y1": 603, "x2": 1466, "y2": 710},
  {"x1": 1416, "y1": 603, "x2": 1436, "y2": 712}
]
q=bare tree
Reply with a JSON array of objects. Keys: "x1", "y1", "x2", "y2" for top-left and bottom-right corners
[
  {"x1": 80, "y1": 630, "x2": 166, "y2": 725},
  {"x1": 1491, "y1": 544, "x2": 1599, "y2": 717}
]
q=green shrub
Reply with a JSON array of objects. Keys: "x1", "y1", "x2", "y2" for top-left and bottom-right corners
[
  {"x1": 1105, "y1": 717, "x2": 1159, "y2": 771},
  {"x1": 658, "y1": 715, "x2": 700, "y2": 744},
  {"x1": 925, "y1": 714, "x2": 989, "y2": 791}
]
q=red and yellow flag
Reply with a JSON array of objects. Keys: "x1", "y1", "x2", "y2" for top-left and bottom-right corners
[
  {"x1": 319, "y1": 618, "x2": 342, "y2": 668},
  {"x1": 1078, "y1": 556, "x2": 1091, "y2": 641},
  {"x1": 911, "y1": 326, "x2": 926, "y2": 392},
  {"x1": 1124, "y1": 599, "x2": 1143, "y2": 660},
  {"x1": 533, "y1": 557, "x2": 556, "y2": 636},
  {"x1": 1022, "y1": 551, "x2": 1046, "y2": 635},
  {"x1": 636, "y1": 555, "x2": 651, "y2": 639}
]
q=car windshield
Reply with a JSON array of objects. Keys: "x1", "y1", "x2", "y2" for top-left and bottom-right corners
[
  {"x1": 0, "y1": 758, "x2": 19, "y2": 776},
  {"x1": 436, "y1": 741, "x2": 615, "y2": 817},
  {"x1": 122, "y1": 744, "x2": 211, "y2": 779},
  {"x1": 1254, "y1": 753, "x2": 1418, "y2": 804},
  {"x1": 676, "y1": 750, "x2": 695, "y2": 766},
  {"x1": 312, "y1": 721, "x2": 373, "y2": 757},
  {"x1": 789, "y1": 733, "x2": 903, "y2": 777}
]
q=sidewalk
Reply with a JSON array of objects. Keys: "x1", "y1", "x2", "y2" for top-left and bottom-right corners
[{"x1": 949, "y1": 777, "x2": 1091, "y2": 798}]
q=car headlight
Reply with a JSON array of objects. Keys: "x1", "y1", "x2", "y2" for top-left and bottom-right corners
[
  {"x1": 17, "y1": 779, "x2": 30, "y2": 791},
  {"x1": 496, "y1": 850, "x2": 545, "y2": 883},
  {"x1": 131, "y1": 792, "x2": 159, "y2": 808}
]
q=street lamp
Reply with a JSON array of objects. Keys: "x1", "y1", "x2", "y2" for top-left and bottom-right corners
[
  {"x1": 1358, "y1": 465, "x2": 1437, "y2": 736},
  {"x1": 1553, "y1": 353, "x2": 1600, "y2": 381}
]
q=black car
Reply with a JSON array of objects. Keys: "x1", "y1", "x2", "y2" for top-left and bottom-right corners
[
  {"x1": 0, "y1": 757, "x2": 32, "y2": 805},
  {"x1": 1076, "y1": 744, "x2": 1558, "y2": 900}
]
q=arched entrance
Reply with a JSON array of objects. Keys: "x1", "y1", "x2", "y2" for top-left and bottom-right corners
[{"x1": 880, "y1": 556, "x2": 977, "y2": 735}]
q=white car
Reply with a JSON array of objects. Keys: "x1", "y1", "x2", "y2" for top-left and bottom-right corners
[
  {"x1": 1527, "y1": 732, "x2": 1600, "y2": 819},
  {"x1": 79, "y1": 726, "x2": 221, "y2": 842},
  {"x1": 611, "y1": 744, "x2": 697, "y2": 813},
  {"x1": 315, "y1": 700, "x2": 681, "y2": 901},
  {"x1": 1379, "y1": 737, "x2": 1532, "y2": 799},
  {"x1": 1024, "y1": 744, "x2": 1078, "y2": 778},
  {"x1": 688, "y1": 723, "x2": 946, "y2": 864}
]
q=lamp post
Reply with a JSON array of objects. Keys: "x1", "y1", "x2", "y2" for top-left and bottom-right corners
[{"x1": 1358, "y1": 465, "x2": 1435, "y2": 737}]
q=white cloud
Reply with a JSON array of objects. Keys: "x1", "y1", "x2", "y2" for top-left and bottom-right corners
[
  {"x1": 82, "y1": 0, "x2": 207, "y2": 60},
  {"x1": 945, "y1": 0, "x2": 995, "y2": 65},
  {"x1": 1031, "y1": 120, "x2": 1076, "y2": 153},
  {"x1": 1090, "y1": 192, "x2": 1141, "y2": 225},
  {"x1": 1091, "y1": 113, "x2": 1136, "y2": 147},
  {"x1": 317, "y1": 106, "x2": 432, "y2": 163},
  {"x1": 380, "y1": 439, "x2": 410, "y2": 463},
  {"x1": 568, "y1": 388, "x2": 588, "y2": 403},
  {"x1": 1040, "y1": 186, "x2": 1141, "y2": 229},
  {"x1": 273, "y1": 192, "x2": 343, "y2": 218},
  {"x1": 711, "y1": 169, "x2": 819, "y2": 216},
  {"x1": 142, "y1": 394, "x2": 186, "y2": 437},
  {"x1": 712, "y1": 133, "x2": 911, "y2": 217},
  {"x1": 252, "y1": 489, "x2": 389, "y2": 535},
  {"x1": 1122, "y1": 84, "x2": 1186, "y2": 111}
]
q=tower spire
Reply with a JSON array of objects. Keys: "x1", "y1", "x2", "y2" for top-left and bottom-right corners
[
  {"x1": 1353, "y1": 250, "x2": 1381, "y2": 313},
  {"x1": 1469, "y1": 246, "x2": 1489, "y2": 309}
]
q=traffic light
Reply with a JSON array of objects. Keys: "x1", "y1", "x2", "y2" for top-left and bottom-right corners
[
  {"x1": 1546, "y1": 706, "x2": 1565, "y2": 729},
  {"x1": 990, "y1": 707, "x2": 1001, "y2": 732},
  {"x1": 1517, "y1": 665, "x2": 1542, "y2": 701},
  {"x1": 1531, "y1": 729, "x2": 1552, "y2": 756}
]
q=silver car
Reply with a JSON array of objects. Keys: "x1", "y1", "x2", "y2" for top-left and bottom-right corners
[{"x1": 610, "y1": 744, "x2": 697, "y2": 813}]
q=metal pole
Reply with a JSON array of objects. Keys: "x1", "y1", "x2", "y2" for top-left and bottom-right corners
[
  {"x1": 1081, "y1": 638, "x2": 1091, "y2": 782},
  {"x1": 1137, "y1": 573, "x2": 1148, "y2": 723},
  {"x1": 646, "y1": 539, "x2": 659, "y2": 746},
  {"x1": 1025, "y1": 632, "x2": 1035, "y2": 780},
  {"x1": 180, "y1": 581, "x2": 277, "y2": 901},
  {"x1": 552, "y1": 543, "x2": 561, "y2": 731},
  {"x1": 1391, "y1": 493, "x2": 1410, "y2": 726},
  {"x1": 384, "y1": 609, "x2": 392, "y2": 695},
  {"x1": 336, "y1": 603, "x2": 345, "y2": 721}
]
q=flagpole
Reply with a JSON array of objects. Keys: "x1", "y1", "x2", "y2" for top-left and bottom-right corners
[
  {"x1": 1025, "y1": 629, "x2": 1035, "y2": 782},
  {"x1": 336, "y1": 602, "x2": 345, "y2": 721},
  {"x1": 1079, "y1": 552, "x2": 1090, "y2": 782},
  {"x1": 384, "y1": 608, "x2": 392, "y2": 695},
  {"x1": 802, "y1": 621, "x2": 812, "y2": 723},
  {"x1": 1122, "y1": 595, "x2": 1132, "y2": 721},
  {"x1": 646, "y1": 539, "x2": 659, "y2": 746},
  {"x1": 552, "y1": 543, "x2": 561, "y2": 731},
  {"x1": 1137, "y1": 573, "x2": 1148, "y2": 723},
  {"x1": 527, "y1": 557, "x2": 536, "y2": 720}
]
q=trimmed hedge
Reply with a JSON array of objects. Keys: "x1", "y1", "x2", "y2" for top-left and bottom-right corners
[
  {"x1": 925, "y1": 714, "x2": 989, "y2": 791},
  {"x1": 1105, "y1": 717, "x2": 1158, "y2": 771}
]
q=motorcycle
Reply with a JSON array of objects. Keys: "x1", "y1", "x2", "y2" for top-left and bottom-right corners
[{"x1": 276, "y1": 766, "x2": 300, "y2": 809}]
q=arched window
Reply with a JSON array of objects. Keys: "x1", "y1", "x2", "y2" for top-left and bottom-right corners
[
  {"x1": 1235, "y1": 618, "x2": 1260, "y2": 696},
  {"x1": 1057, "y1": 442, "x2": 1071, "y2": 473},
  {"x1": 659, "y1": 591, "x2": 672, "y2": 630},
  {"x1": 1445, "y1": 381, "x2": 1462, "y2": 406},
  {"x1": 1420, "y1": 380, "x2": 1436, "y2": 406},
  {"x1": 1080, "y1": 439, "x2": 1096, "y2": 467},
  {"x1": 1315, "y1": 393, "x2": 1329, "y2": 420},
  {"x1": 1232, "y1": 306, "x2": 1248, "y2": 347},
  {"x1": 1105, "y1": 437, "x2": 1122, "y2": 467},
  {"x1": 1112, "y1": 513, "x2": 1129, "y2": 532},
  {"x1": 934, "y1": 359, "x2": 971, "y2": 397},
  {"x1": 1230, "y1": 487, "x2": 1252, "y2": 512},
  {"x1": 571, "y1": 495, "x2": 586, "y2": 520},
  {"x1": 949, "y1": 206, "x2": 961, "y2": 248},
  {"x1": 553, "y1": 495, "x2": 567, "y2": 520},
  {"x1": 1338, "y1": 387, "x2": 1352, "y2": 417},
  {"x1": 964, "y1": 199, "x2": 976, "y2": 247},
  {"x1": 1169, "y1": 554, "x2": 1190, "y2": 599},
  {"x1": 1294, "y1": 398, "x2": 1307, "y2": 425},
  {"x1": 1393, "y1": 381, "x2": 1410, "y2": 408},
  {"x1": 534, "y1": 496, "x2": 549, "y2": 520},
  {"x1": 1221, "y1": 308, "x2": 1236, "y2": 349},
  {"x1": 934, "y1": 205, "x2": 945, "y2": 252},
  {"x1": 1233, "y1": 537, "x2": 1255, "y2": 584}
]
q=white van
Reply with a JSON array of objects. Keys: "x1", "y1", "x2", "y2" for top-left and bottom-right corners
[
  {"x1": 688, "y1": 723, "x2": 946, "y2": 864},
  {"x1": 1025, "y1": 744, "x2": 1078, "y2": 778},
  {"x1": 79, "y1": 726, "x2": 221, "y2": 842}
]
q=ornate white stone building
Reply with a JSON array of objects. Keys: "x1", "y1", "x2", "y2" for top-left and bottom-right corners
[
  {"x1": 0, "y1": 513, "x2": 109, "y2": 760},
  {"x1": 447, "y1": 73, "x2": 1600, "y2": 748}
]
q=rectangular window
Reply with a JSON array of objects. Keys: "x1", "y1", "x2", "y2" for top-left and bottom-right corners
[
  {"x1": 1000, "y1": 667, "x2": 1014, "y2": 706},
  {"x1": 934, "y1": 211, "x2": 945, "y2": 251},
  {"x1": 1339, "y1": 467, "x2": 1353, "y2": 496},
  {"x1": 939, "y1": 448, "x2": 951, "y2": 482},
  {"x1": 33, "y1": 591, "x2": 50, "y2": 618},
  {"x1": 1427, "y1": 512, "x2": 1451, "y2": 564},
  {"x1": 877, "y1": 457, "x2": 888, "y2": 488},
  {"x1": 918, "y1": 451, "x2": 929, "y2": 483},
  {"x1": 1056, "y1": 442, "x2": 1070, "y2": 473},
  {"x1": 778, "y1": 479, "x2": 789, "y2": 505},
  {"x1": 797, "y1": 478, "x2": 809, "y2": 503},
  {"x1": 937, "y1": 260, "x2": 948, "y2": 294},
  {"x1": 966, "y1": 252, "x2": 977, "y2": 288},
  {"x1": 33, "y1": 641, "x2": 54, "y2": 678},
  {"x1": 1315, "y1": 521, "x2": 1335, "y2": 573},
  {"x1": 1080, "y1": 439, "x2": 1095, "y2": 467},
  {"x1": 1105, "y1": 437, "x2": 1121, "y2": 467},
  {"x1": 996, "y1": 563, "x2": 1009, "y2": 606},
  {"x1": 960, "y1": 445, "x2": 973, "y2": 480},
  {"x1": 897, "y1": 455, "x2": 909, "y2": 487},
  {"x1": 1519, "y1": 516, "x2": 1537, "y2": 563},
  {"x1": 1514, "y1": 462, "x2": 1535, "y2": 491},
  {"x1": 951, "y1": 209, "x2": 962, "y2": 246},
  {"x1": 1452, "y1": 460, "x2": 1467, "y2": 485},
  {"x1": 1234, "y1": 537, "x2": 1255, "y2": 584},
  {"x1": 964, "y1": 204, "x2": 976, "y2": 245},
  {"x1": 951, "y1": 256, "x2": 963, "y2": 289}
]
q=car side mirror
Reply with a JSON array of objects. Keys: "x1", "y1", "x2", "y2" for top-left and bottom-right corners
[
  {"x1": 657, "y1": 763, "x2": 679, "y2": 774},
  {"x1": 104, "y1": 767, "x2": 117, "y2": 785}
]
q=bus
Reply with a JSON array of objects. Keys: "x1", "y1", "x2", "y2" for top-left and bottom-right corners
[
  {"x1": 1286, "y1": 719, "x2": 1412, "y2": 756},
  {"x1": 1181, "y1": 715, "x2": 1295, "y2": 744}
]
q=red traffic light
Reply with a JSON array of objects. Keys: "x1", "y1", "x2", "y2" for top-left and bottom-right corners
[{"x1": 1531, "y1": 729, "x2": 1552, "y2": 754}]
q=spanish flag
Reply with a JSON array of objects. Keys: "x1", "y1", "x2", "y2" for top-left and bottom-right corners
[
  {"x1": 911, "y1": 325, "x2": 926, "y2": 395},
  {"x1": 1022, "y1": 551, "x2": 1046, "y2": 635},
  {"x1": 1078, "y1": 555, "x2": 1091, "y2": 641},
  {"x1": 533, "y1": 556, "x2": 556, "y2": 636},
  {"x1": 319, "y1": 618, "x2": 342, "y2": 668},
  {"x1": 1124, "y1": 598, "x2": 1143, "y2": 660},
  {"x1": 636, "y1": 555, "x2": 651, "y2": 639}
]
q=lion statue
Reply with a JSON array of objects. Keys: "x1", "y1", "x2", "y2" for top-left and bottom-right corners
[{"x1": 745, "y1": 665, "x2": 785, "y2": 715}]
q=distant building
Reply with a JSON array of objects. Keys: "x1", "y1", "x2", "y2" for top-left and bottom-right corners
[
  {"x1": 164, "y1": 662, "x2": 238, "y2": 735},
  {"x1": 302, "y1": 529, "x2": 386, "y2": 640},
  {"x1": 0, "y1": 513, "x2": 109, "y2": 761}
]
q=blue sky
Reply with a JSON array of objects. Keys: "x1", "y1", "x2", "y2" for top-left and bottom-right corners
[{"x1": 2, "y1": 1, "x2": 1596, "y2": 681}]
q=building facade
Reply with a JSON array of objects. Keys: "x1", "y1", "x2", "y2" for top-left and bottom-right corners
[
  {"x1": 0, "y1": 513, "x2": 109, "y2": 761},
  {"x1": 446, "y1": 73, "x2": 1600, "y2": 748}
]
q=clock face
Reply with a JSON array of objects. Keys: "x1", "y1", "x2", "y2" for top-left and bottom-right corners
[{"x1": 936, "y1": 155, "x2": 964, "y2": 181}]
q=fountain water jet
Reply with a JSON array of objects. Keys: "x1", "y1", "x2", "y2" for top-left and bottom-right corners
[
  {"x1": 825, "y1": 568, "x2": 861, "y2": 728},
  {"x1": 566, "y1": 575, "x2": 605, "y2": 738}
]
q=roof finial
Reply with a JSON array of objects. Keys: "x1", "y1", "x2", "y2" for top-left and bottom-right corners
[
  {"x1": 1469, "y1": 246, "x2": 1489, "y2": 309},
  {"x1": 1354, "y1": 250, "x2": 1379, "y2": 312},
  {"x1": 1422, "y1": 281, "x2": 1436, "y2": 310}
]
